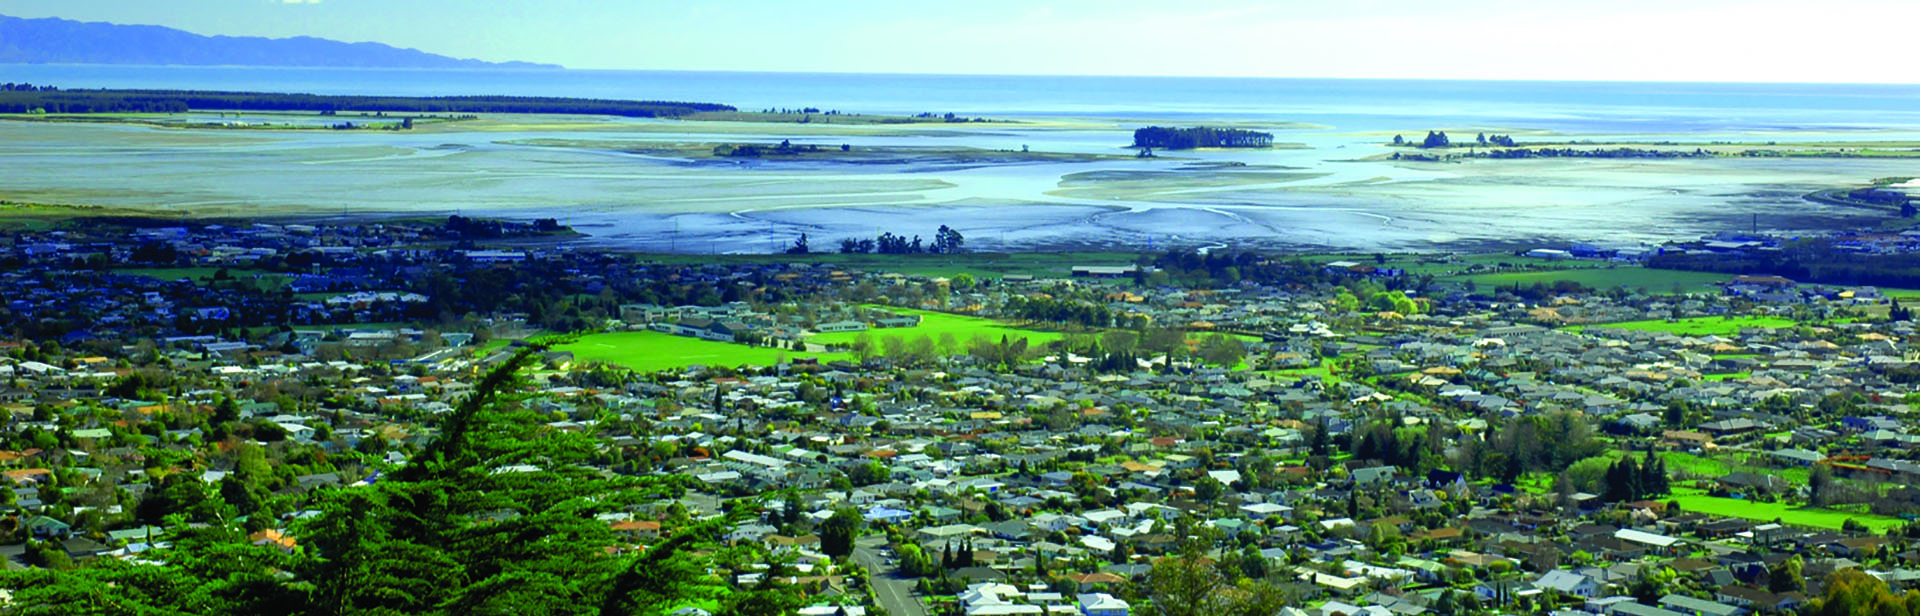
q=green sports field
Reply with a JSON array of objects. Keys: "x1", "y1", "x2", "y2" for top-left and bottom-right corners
[
  {"x1": 1567, "y1": 315, "x2": 1799, "y2": 336},
  {"x1": 1442, "y1": 267, "x2": 1732, "y2": 294},
  {"x1": 1668, "y1": 488, "x2": 1902, "y2": 533},
  {"x1": 112, "y1": 267, "x2": 294, "y2": 289},
  {"x1": 558, "y1": 330, "x2": 848, "y2": 372},
  {"x1": 806, "y1": 306, "x2": 1067, "y2": 349}
]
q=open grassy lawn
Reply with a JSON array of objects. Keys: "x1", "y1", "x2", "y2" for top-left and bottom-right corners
[
  {"x1": 1266, "y1": 364, "x2": 1336, "y2": 383},
  {"x1": 1442, "y1": 267, "x2": 1732, "y2": 294},
  {"x1": 559, "y1": 330, "x2": 848, "y2": 372},
  {"x1": 112, "y1": 267, "x2": 294, "y2": 289},
  {"x1": 1567, "y1": 315, "x2": 1799, "y2": 336},
  {"x1": 1669, "y1": 488, "x2": 1903, "y2": 533},
  {"x1": 1657, "y1": 451, "x2": 1731, "y2": 477},
  {"x1": 112, "y1": 267, "x2": 234, "y2": 281},
  {"x1": 806, "y1": 307, "x2": 1068, "y2": 348},
  {"x1": 1300, "y1": 253, "x2": 1539, "y2": 277},
  {"x1": 1514, "y1": 472, "x2": 1555, "y2": 495},
  {"x1": 1599, "y1": 450, "x2": 1811, "y2": 485}
]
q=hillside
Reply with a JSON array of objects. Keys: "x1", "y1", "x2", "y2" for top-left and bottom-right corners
[{"x1": 0, "y1": 14, "x2": 561, "y2": 69}]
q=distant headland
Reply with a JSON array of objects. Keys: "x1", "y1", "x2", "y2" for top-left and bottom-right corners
[{"x1": 0, "y1": 14, "x2": 562, "y2": 70}]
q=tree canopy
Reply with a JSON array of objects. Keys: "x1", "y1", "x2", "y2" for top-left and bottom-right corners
[
  {"x1": 0, "y1": 343, "x2": 792, "y2": 615},
  {"x1": 1132, "y1": 126, "x2": 1273, "y2": 150}
]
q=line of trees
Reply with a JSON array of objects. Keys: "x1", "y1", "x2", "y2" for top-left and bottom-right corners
[
  {"x1": 833, "y1": 225, "x2": 964, "y2": 254},
  {"x1": 1602, "y1": 451, "x2": 1671, "y2": 502},
  {"x1": 1004, "y1": 295, "x2": 1113, "y2": 328},
  {"x1": 1132, "y1": 126, "x2": 1274, "y2": 150},
  {"x1": 1649, "y1": 239, "x2": 1920, "y2": 289},
  {"x1": 1476, "y1": 132, "x2": 1517, "y2": 147},
  {"x1": 1391, "y1": 131, "x2": 1519, "y2": 148},
  {"x1": 0, "y1": 88, "x2": 734, "y2": 116}
]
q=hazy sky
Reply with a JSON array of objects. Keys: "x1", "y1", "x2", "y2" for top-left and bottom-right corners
[{"x1": 4, "y1": 0, "x2": 1916, "y2": 82}]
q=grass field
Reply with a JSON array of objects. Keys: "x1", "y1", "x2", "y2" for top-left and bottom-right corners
[
  {"x1": 1442, "y1": 268, "x2": 1732, "y2": 294},
  {"x1": 1303, "y1": 253, "x2": 1537, "y2": 277},
  {"x1": 1567, "y1": 315, "x2": 1800, "y2": 336},
  {"x1": 558, "y1": 330, "x2": 848, "y2": 372},
  {"x1": 807, "y1": 306, "x2": 1067, "y2": 349},
  {"x1": 1669, "y1": 488, "x2": 1903, "y2": 533},
  {"x1": 113, "y1": 267, "x2": 294, "y2": 289},
  {"x1": 1596, "y1": 450, "x2": 1812, "y2": 485},
  {"x1": 1266, "y1": 364, "x2": 1336, "y2": 383}
]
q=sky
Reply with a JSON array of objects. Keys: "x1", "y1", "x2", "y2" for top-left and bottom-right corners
[{"x1": 2, "y1": 0, "x2": 1917, "y2": 83}]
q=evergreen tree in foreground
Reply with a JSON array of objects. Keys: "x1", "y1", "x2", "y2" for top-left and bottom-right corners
[{"x1": 1, "y1": 342, "x2": 795, "y2": 616}]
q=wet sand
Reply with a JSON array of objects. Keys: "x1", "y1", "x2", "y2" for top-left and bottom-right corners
[{"x1": 0, "y1": 114, "x2": 1911, "y2": 253}]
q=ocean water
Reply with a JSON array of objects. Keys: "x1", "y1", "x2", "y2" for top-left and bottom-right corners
[
  {"x1": 2, "y1": 64, "x2": 1916, "y2": 252},
  {"x1": 11, "y1": 64, "x2": 1920, "y2": 133}
]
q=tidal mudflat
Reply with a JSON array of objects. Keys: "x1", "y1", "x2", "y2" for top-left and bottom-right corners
[{"x1": 0, "y1": 111, "x2": 1910, "y2": 252}]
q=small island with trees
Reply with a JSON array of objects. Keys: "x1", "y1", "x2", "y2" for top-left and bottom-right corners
[
  {"x1": 1381, "y1": 129, "x2": 1918, "y2": 162},
  {"x1": 1132, "y1": 126, "x2": 1274, "y2": 150}
]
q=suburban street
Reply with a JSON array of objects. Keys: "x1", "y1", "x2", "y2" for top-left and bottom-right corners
[{"x1": 854, "y1": 535, "x2": 926, "y2": 616}]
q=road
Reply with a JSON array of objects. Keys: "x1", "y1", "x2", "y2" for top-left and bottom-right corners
[{"x1": 853, "y1": 534, "x2": 926, "y2": 616}]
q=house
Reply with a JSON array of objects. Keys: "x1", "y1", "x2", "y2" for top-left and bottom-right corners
[
  {"x1": 1077, "y1": 593, "x2": 1130, "y2": 616},
  {"x1": 249, "y1": 529, "x2": 298, "y2": 553},
  {"x1": 1769, "y1": 448, "x2": 1824, "y2": 467},
  {"x1": 1611, "y1": 603, "x2": 1690, "y2": 616},
  {"x1": 864, "y1": 506, "x2": 914, "y2": 524},
  {"x1": 1240, "y1": 502, "x2": 1293, "y2": 520},
  {"x1": 1535, "y1": 569, "x2": 1601, "y2": 598},
  {"x1": 1063, "y1": 572, "x2": 1126, "y2": 591},
  {"x1": 1350, "y1": 466, "x2": 1396, "y2": 487},
  {"x1": 1616, "y1": 413, "x2": 1662, "y2": 433},
  {"x1": 1296, "y1": 569, "x2": 1369, "y2": 596},
  {"x1": 1316, "y1": 602, "x2": 1391, "y2": 616},
  {"x1": 25, "y1": 515, "x2": 70, "y2": 539},
  {"x1": 612, "y1": 520, "x2": 664, "y2": 540},
  {"x1": 1615, "y1": 528, "x2": 1682, "y2": 555},
  {"x1": 1662, "y1": 430, "x2": 1714, "y2": 448},
  {"x1": 1659, "y1": 594, "x2": 1746, "y2": 616},
  {"x1": 1071, "y1": 266, "x2": 1141, "y2": 278},
  {"x1": 1699, "y1": 418, "x2": 1764, "y2": 437},
  {"x1": 1714, "y1": 586, "x2": 1804, "y2": 612},
  {"x1": 618, "y1": 304, "x2": 670, "y2": 323}
]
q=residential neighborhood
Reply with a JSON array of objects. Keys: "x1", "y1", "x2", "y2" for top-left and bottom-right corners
[{"x1": 6, "y1": 216, "x2": 1920, "y2": 615}]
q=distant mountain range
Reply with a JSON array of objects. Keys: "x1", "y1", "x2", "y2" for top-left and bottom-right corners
[{"x1": 0, "y1": 15, "x2": 562, "y2": 70}]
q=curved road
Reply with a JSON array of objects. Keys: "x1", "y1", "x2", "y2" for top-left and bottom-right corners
[{"x1": 854, "y1": 535, "x2": 927, "y2": 616}]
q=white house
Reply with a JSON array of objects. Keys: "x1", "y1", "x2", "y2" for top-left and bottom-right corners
[
  {"x1": 1077, "y1": 593, "x2": 1129, "y2": 616},
  {"x1": 1534, "y1": 569, "x2": 1600, "y2": 598}
]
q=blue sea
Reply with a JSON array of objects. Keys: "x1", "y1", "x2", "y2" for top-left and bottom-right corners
[{"x1": 11, "y1": 64, "x2": 1920, "y2": 134}]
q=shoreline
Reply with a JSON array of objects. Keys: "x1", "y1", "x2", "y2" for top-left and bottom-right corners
[{"x1": 0, "y1": 200, "x2": 1732, "y2": 256}]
